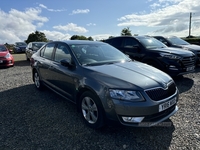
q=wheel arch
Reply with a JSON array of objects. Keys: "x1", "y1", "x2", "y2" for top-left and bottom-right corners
[{"x1": 75, "y1": 86, "x2": 103, "y2": 111}]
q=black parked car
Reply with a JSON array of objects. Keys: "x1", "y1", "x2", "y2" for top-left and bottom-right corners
[
  {"x1": 25, "y1": 42, "x2": 46, "y2": 61},
  {"x1": 104, "y1": 36, "x2": 196, "y2": 76},
  {"x1": 13, "y1": 42, "x2": 27, "y2": 53},
  {"x1": 30, "y1": 40, "x2": 179, "y2": 129},
  {"x1": 153, "y1": 36, "x2": 200, "y2": 65}
]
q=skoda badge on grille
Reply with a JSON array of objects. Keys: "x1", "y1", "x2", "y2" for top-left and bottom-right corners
[{"x1": 162, "y1": 82, "x2": 168, "y2": 89}]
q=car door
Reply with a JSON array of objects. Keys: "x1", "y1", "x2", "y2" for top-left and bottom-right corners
[
  {"x1": 37, "y1": 43, "x2": 55, "y2": 85},
  {"x1": 47, "y1": 43, "x2": 76, "y2": 101},
  {"x1": 121, "y1": 37, "x2": 142, "y2": 60}
]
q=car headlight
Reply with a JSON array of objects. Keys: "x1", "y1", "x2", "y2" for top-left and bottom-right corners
[
  {"x1": 182, "y1": 47, "x2": 192, "y2": 51},
  {"x1": 109, "y1": 89, "x2": 145, "y2": 101},
  {"x1": 160, "y1": 53, "x2": 181, "y2": 59},
  {"x1": 4, "y1": 53, "x2": 11, "y2": 58}
]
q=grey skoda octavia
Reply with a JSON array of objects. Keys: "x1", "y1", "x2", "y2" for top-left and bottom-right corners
[{"x1": 30, "y1": 40, "x2": 179, "y2": 129}]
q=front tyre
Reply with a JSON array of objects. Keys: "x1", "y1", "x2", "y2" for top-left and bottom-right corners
[
  {"x1": 80, "y1": 91, "x2": 105, "y2": 129},
  {"x1": 33, "y1": 70, "x2": 43, "y2": 90}
]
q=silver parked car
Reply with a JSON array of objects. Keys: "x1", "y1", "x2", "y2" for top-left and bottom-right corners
[
  {"x1": 25, "y1": 42, "x2": 46, "y2": 61},
  {"x1": 30, "y1": 40, "x2": 179, "y2": 129}
]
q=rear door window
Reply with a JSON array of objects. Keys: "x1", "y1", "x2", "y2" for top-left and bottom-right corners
[
  {"x1": 40, "y1": 43, "x2": 55, "y2": 60},
  {"x1": 123, "y1": 38, "x2": 139, "y2": 47},
  {"x1": 111, "y1": 38, "x2": 123, "y2": 47}
]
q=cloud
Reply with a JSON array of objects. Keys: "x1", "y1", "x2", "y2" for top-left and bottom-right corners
[
  {"x1": 117, "y1": 0, "x2": 200, "y2": 36},
  {"x1": 39, "y1": 4, "x2": 67, "y2": 12},
  {"x1": 86, "y1": 23, "x2": 96, "y2": 26},
  {"x1": 150, "y1": 3, "x2": 161, "y2": 9},
  {"x1": 0, "y1": 8, "x2": 48, "y2": 44},
  {"x1": 70, "y1": 9, "x2": 90, "y2": 15},
  {"x1": 91, "y1": 34, "x2": 116, "y2": 41},
  {"x1": 41, "y1": 30, "x2": 71, "y2": 41},
  {"x1": 53, "y1": 23, "x2": 88, "y2": 33}
]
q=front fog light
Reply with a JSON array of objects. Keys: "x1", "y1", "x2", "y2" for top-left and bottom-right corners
[{"x1": 122, "y1": 117, "x2": 144, "y2": 123}]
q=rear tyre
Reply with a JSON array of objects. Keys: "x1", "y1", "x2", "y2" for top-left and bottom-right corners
[
  {"x1": 33, "y1": 70, "x2": 43, "y2": 90},
  {"x1": 79, "y1": 91, "x2": 105, "y2": 129}
]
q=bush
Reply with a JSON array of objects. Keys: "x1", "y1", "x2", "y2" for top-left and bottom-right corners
[{"x1": 182, "y1": 37, "x2": 200, "y2": 45}]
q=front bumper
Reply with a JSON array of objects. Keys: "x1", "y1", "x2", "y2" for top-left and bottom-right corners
[
  {"x1": 104, "y1": 92, "x2": 178, "y2": 127},
  {"x1": 0, "y1": 58, "x2": 14, "y2": 67},
  {"x1": 158, "y1": 56, "x2": 196, "y2": 76}
]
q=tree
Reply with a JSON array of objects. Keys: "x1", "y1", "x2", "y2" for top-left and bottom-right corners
[
  {"x1": 87, "y1": 36, "x2": 94, "y2": 41},
  {"x1": 109, "y1": 36, "x2": 114, "y2": 39},
  {"x1": 70, "y1": 35, "x2": 79, "y2": 40},
  {"x1": 70, "y1": 35, "x2": 93, "y2": 40},
  {"x1": 121, "y1": 27, "x2": 132, "y2": 36},
  {"x1": 25, "y1": 31, "x2": 48, "y2": 44}
]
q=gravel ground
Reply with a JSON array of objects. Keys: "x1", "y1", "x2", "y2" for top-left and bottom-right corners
[{"x1": 0, "y1": 54, "x2": 199, "y2": 150}]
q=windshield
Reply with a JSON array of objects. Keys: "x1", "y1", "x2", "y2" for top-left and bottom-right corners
[
  {"x1": 32, "y1": 43, "x2": 45, "y2": 50},
  {"x1": 16, "y1": 42, "x2": 27, "y2": 46},
  {"x1": 167, "y1": 37, "x2": 190, "y2": 45},
  {"x1": 139, "y1": 37, "x2": 167, "y2": 49},
  {"x1": 0, "y1": 45, "x2": 7, "y2": 52},
  {"x1": 69, "y1": 43, "x2": 131, "y2": 65}
]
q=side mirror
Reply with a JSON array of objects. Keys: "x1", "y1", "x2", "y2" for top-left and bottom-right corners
[
  {"x1": 133, "y1": 45, "x2": 141, "y2": 52},
  {"x1": 163, "y1": 42, "x2": 169, "y2": 46},
  {"x1": 60, "y1": 58, "x2": 75, "y2": 68}
]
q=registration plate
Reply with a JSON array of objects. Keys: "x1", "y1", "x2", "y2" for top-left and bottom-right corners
[
  {"x1": 159, "y1": 97, "x2": 176, "y2": 112},
  {"x1": 186, "y1": 66, "x2": 195, "y2": 71},
  {"x1": 0, "y1": 60, "x2": 3, "y2": 63}
]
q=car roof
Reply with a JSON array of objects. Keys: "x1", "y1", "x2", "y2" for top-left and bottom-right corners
[
  {"x1": 52, "y1": 40, "x2": 105, "y2": 45},
  {"x1": 16, "y1": 42, "x2": 26, "y2": 43},
  {"x1": 106, "y1": 35, "x2": 155, "y2": 41},
  {"x1": 30, "y1": 42, "x2": 46, "y2": 43},
  {"x1": 153, "y1": 35, "x2": 178, "y2": 39}
]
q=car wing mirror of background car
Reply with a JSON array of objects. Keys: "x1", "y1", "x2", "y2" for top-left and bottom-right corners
[
  {"x1": 163, "y1": 42, "x2": 169, "y2": 46},
  {"x1": 133, "y1": 46, "x2": 141, "y2": 52}
]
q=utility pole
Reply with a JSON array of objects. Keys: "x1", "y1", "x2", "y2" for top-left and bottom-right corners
[{"x1": 189, "y1": 12, "x2": 192, "y2": 37}]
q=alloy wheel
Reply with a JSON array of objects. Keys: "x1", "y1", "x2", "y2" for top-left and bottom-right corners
[
  {"x1": 34, "y1": 72, "x2": 40, "y2": 88},
  {"x1": 81, "y1": 96, "x2": 98, "y2": 124}
]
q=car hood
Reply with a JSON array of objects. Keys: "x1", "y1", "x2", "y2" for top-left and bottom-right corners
[
  {"x1": 85, "y1": 61, "x2": 173, "y2": 90},
  {"x1": 0, "y1": 51, "x2": 8, "y2": 57},
  {"x1": 151, "y1": 47, "x2": 194, "y2": 56},
  {"x1": 179, "y1": 44, "x2": 200, "y2": 51}
]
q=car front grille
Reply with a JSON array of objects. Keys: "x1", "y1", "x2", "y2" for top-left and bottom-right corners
[
  {"x1": 145, "y1": 82, "x2": 177, "y2": 101},
  {"x1": 182, "y1": 56, "x2": 196, "y2": 67},
  {"x1": 20, "y1": 47, "x2": 26, "y2": 50}
]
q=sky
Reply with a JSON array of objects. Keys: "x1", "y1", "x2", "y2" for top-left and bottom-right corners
[{"x1": 0, "y1": 0, "x2": 200, "y2": 44}]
